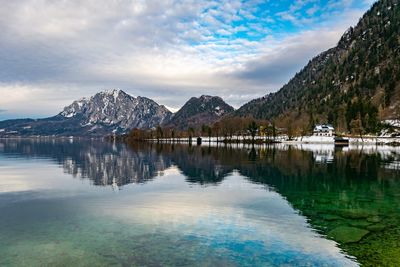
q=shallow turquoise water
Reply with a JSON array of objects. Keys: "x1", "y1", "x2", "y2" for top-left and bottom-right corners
[{"x1": 0, "y1": 140, "x2": 399, "y2": 266}]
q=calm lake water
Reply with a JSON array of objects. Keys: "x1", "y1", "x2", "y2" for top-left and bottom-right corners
[{"x1": 0, "y1": 139, "x2": 399, "y2": 266}]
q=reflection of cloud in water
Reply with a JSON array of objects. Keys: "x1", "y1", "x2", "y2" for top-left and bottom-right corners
[
  {"x1": 95, "y1": 172, "x2": 357, "y2": 266},
  {"x1": 2, "y1": 139, "x2": 400, "y2": 264}
]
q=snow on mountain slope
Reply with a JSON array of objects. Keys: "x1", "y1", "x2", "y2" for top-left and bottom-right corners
[
  {"x1": 0, "y1": 89, "x2": 172, "y2": 136},
  {"x1": 60, "y1": 89, "x2": 172, "y2": 130}
]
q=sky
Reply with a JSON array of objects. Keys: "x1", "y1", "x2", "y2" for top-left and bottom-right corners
[{"x1": 0, "y1": 0, "x2": 376, "y2": 120}]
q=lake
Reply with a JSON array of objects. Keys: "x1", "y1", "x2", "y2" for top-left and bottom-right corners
[{"x1": 0, "y1": 139, "x2": 399, "y2": 266}]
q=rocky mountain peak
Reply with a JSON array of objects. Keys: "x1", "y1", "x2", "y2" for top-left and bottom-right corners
[
  {"x1": 102, "y1": 88, "x2": 122, "y2": 96},
  {"x1": 59, "y1": 89, "x2": 172, "y2": 132},
  {"x1": 0, "y1": 89, "x2": 173, "y2": 137},
  {"x1": 199, "y1": 95, "x2": 213, "y2": 101},
  {"x1": 164, "y1": 95, "x2": 234, "y2": 129}
]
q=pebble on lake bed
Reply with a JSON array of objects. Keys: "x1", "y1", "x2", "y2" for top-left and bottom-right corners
[{"x1": 328, "y1": 226, "x2": 369, "y2": 243}]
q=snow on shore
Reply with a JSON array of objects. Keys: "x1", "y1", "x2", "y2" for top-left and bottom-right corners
[
  {"x1": 285, "y1": 135, "x2": 400, "y2": 145},
  {"x1": 152, "y1": 134, "x2": 400, "y2": 145}
]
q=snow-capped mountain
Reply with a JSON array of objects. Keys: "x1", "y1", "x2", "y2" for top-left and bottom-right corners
[
  {"x1": 164, "y1": 95, "x2": 234, "y2": 129},
  {"x1": 0, "y1": 89, "x2": 172, "y2": 136},
  {"x1": 59, "y1": 89, "x2": 172, "y2": 130}
]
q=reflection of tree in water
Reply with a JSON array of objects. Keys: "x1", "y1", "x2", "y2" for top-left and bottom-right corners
[
  {"x1": 2, "y1": 139, "x2": 400, "y2": 264},
  {"x1": 165, "y1": 144, "x2": 400, "y2": 266}
]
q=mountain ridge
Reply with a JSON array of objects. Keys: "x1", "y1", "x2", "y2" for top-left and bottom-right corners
[
  {"x1": 236, "y1": 0, "x2": 400, "y2": 134},
  {"x1": 163, "y1": 95, "x2": 234, "y2": 130}
]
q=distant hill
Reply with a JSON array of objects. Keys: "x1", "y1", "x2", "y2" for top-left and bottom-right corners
[
  {"x1": 0, "y1": 89, "x2": 172, "y2": 136},
  {"x1": 164, "y1": 95, "x2": 234, "y2": 130},
  {"x1": 236, "y1": 0, "x2": 400, "y2": 134}
]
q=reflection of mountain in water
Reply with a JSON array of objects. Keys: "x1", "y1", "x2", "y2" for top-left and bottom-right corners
[
  {"x1": 1, "y1": 140, "x2": 399, "y2": 189},
  {"x1": 173, "y1": 144, "x2": 400, "y2": 266},
  {"x1": 0, "y1": 139, "x2": 171, "y2": 186},
  {"x1": 170, "y1": 145, "x2": 235, "y2": 184},
  {"x1": 240, "y1": 147, "x2": 400, "y2": 266},
  {"x1": 172, "y1": 145, "x2": 400, "y2": 266},
  {"x1": 1, "y1": 139, "x2": 400, "y2": 265}
]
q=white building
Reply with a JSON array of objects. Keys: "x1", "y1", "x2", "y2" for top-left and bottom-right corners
[{"x1": 313, "y1": 125, "x2": 335, "y2": 137}]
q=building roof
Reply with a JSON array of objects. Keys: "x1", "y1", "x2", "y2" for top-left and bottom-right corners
[{"x1": 313, "y1": 124, "x2": 334, "y2": 131}]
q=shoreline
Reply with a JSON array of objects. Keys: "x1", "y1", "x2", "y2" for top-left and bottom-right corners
[
  {"x1": 141, "y1": 135, "x2": 400, "y2": 146},
  {"x1": 1, "y1": 135, "x2": 400, "y2": 147}
]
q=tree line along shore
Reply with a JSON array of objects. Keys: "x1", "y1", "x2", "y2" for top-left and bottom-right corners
[{"x1": 115, "y1": 116, "x2": 400, "y2": 146}]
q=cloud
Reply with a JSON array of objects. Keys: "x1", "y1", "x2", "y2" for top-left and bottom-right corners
[
  {"x1": 0, "y1": 83, "x2": 84, "y2": 119},
  {"x1": 230, "y1": 5, "x2": 367, "y2": 94},
  {"x1": 234, "y1": 27, "x2": 350, "y2": 85},
  {"x1": 307, "y1": 5, "x2": 320, "y2": 16},
  {"x1": 0, "y1": 0, "x2": 374, "y2": 119}
]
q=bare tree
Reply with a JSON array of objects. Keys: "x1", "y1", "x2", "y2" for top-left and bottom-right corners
[
  {"x1": 188, "y1": 127, "x2": 195, "y2": 143},
  {"x1": 156, "y1": 126, "x2": 163, "y2": 142},
  {"x1": 350, "y1": 112, "x2": 364, "y2": 141},
  {"x1": 212, "y1": 122, "x2": 221, "y2": 142},
  {"x1": 247, "y1": 121, "x2": 258, "y2": 143}
]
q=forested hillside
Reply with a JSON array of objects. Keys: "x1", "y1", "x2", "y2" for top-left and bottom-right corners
[{"x1": 236, "y1": 0, "x2": 400, "y2": 134}]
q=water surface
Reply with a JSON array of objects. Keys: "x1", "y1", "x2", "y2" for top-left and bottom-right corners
[{"x1": 0, "y1": 139, "x2": 399, "y2": 266}]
